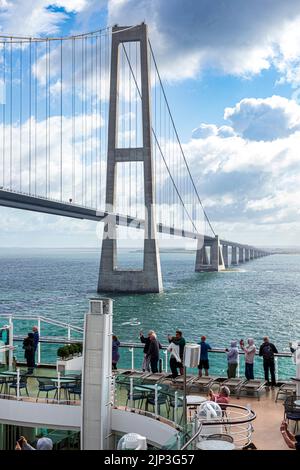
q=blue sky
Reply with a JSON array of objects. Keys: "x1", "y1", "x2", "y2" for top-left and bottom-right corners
[{"x1": 1, "y1": 0, "x2": 300, "y2": 248}]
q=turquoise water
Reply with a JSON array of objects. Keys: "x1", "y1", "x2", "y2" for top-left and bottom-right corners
[{"x1": 0, "y1": 248, "x2": 299, "y2": 378}]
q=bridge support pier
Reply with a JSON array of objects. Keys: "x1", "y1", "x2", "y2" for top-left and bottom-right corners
[
  {"x1": 250, "y1": 249, "x2": 254, "y2": 260},
  {"x1": 98, "y1": 24, "x2": 163, "y2": 293},
  {"x1": 245, "y1": 248, "x2": 250, "y2": 262},
  {"x1": 239, "y1": 247, "x2": 245, "y2": 263},
  {"x1": 231, "y1": 246, "x2": 238, "y2": 265},
  {"x1": 222, "y1": 245, "x2": 229, "y2": 268},
  {"x1": 195, "y1": 235, "x2": 225, "y2": 272}
]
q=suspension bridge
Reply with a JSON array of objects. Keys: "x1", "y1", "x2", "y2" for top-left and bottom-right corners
[{"x1": 0, "y1": 24, "x2": 270, "y2": 293}]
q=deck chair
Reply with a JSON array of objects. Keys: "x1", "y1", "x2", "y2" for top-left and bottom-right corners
[
  {"x1": 118, "y1": 370, "x2": 150, "y2": 379},
  {"x1": 142, "y1": 372, "x2": 168, "y2": 384},
  {"x1": 221, "y1": 377, "x2": 246, "y2": 395},
  {"x1": 188, "y1": 376, "x2": 220, "y2": 393},
  {"x1": 237, "y1": 379, "x2": 267, "y2": 400},
  {"x1": 275, "y1": 382, "x2": 296, "y2": 403},
  {"x1": 171, "y1": 374, "x2": 195, "y2": 388}
]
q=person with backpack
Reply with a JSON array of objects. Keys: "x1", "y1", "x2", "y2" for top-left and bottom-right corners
[{"x1": 259, "y1": 336, "x2": 278, "y2": 386}]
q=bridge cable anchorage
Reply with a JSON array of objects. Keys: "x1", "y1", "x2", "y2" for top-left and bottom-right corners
[{"x1": 148, "y1": 40, "x2": 216, "y2": 237}]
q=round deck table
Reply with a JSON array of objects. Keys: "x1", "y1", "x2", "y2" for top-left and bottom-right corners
[{"x1": 196, "y1": 439, "x2": 235, "y2": 450}]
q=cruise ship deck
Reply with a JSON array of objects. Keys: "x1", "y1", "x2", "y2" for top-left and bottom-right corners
[{"x1": 0, "y1": 364, "x2": 296, "y2": 450}]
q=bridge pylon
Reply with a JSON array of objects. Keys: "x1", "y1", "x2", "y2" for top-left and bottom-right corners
[{"x1": 98, "y1": 24, "x2": 163, "y2": 293}]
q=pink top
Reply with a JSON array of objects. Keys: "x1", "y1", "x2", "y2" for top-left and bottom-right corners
[{"x1": 210, "y1": 393, "x2": 229, "y2": 405}]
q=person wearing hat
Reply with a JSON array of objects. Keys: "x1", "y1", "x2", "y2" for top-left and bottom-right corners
[{"x1": 198, "y1": 335, "x2": 212, "y2": 377}]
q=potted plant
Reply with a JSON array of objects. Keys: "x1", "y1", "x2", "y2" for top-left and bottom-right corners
[{"x1": 56, "y1": 343, "x2": 83, "y2": 373}]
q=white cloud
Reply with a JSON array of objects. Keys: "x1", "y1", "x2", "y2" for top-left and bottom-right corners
[
  {"x1": 108, "y1": 0, "x2": 300, "y2": 83},
  {"x1": 179, "y1": 96, "x2": 300, "y2": 243},
  {"x1": 224, "y1": 96, "x2": 300, "y2": 141},
  {"x1": 0, "y1": 1, "x2": 93, "y2": 36},
  {"x1": 192, "y1": 123, "x2": 235, "y2": 140}
]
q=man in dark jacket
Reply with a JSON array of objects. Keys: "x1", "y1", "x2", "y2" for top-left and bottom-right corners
[
  {"x1": 32, "y1": 326, "x2": 39, "y2": 367},
  {"x1": 23, "y1": 333, "x2": 35, "y2": 374},
  {"x1": 259, "y1": 336, "x2": 278, "y2": 386}
]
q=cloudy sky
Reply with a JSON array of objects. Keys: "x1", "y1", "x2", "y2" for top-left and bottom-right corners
[{"x1": 1, "y1": 0, "x2": 300, "y2": 248}]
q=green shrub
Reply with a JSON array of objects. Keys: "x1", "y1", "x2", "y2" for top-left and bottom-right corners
[
  {"x1": 57, "y1": 343, "x2": 83, "y2": 359},
  {"x1": 57, "y1": 345, "x2": 69, "y2": 359}
]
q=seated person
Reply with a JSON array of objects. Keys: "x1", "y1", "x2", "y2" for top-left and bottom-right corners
[
  {"x1": 208, "y1": 385, "x2": 230, "y2": 405},
  {"x1": 280, "y1": 420, "x2": 300, "y2": 450}
]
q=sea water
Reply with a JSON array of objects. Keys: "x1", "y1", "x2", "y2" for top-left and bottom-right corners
[{"x1": 0, "y1": 248, "x2": 299, "y2": 378}]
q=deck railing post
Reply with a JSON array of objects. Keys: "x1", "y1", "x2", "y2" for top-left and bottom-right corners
[
  {"x1": 129, "y1": 347, "x2": 134, "y2": 370},
  {"x1": 16, "y1": 367, "x2": 20, "y2": 401},
  {"x1": 164, "y1": 350, "x2": 168, "y2": 373},
  {"x1": 275, "y1": 356, "x2": 279, "y2": 382},
  {"x1": 154, "y1": 383, "x2": 158, "y2": 418},
  {"x1": 8, "y1": 315, "x2": 13, "y2": 369},
  {"x1": 174, "y1": 391, "x2": 178, "y2": 425},
  {"x1": 130, "y1": 377, "x2": 134, "y2": 408},
  {"x1": 57, "y1": 371, "x2": 61, "y2": 404},
  {"x1": 37, "y1": 317, "x2": 41, "y2": 365}
]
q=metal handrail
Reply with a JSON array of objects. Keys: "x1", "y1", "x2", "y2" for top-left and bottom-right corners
[
  {"x1": 119, "y1": 341, "x2": 292, "y2": 357},
  {"x1": 0, "y1": 313, "x2": 83, "y2": 332},
  {"x1": 180, "y1": 404, "x2": 256, "y2": 450}
]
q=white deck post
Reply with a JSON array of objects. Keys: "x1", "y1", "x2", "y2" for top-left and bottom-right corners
[{"x1": 81, "y1": 298, "x2": 113, "y2": 450}]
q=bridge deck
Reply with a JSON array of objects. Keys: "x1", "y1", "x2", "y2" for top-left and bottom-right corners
[{"x1": 0, "y1": 189, "x2": 260, "y2": 250}]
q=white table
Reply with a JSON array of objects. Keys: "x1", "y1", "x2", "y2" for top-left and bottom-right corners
[
  {"x1": 196, "y1": 440, "x2": 235, "y2": 450},
  {"x1": 186, "y1": 395, "x2": 207, "y2": 406}
]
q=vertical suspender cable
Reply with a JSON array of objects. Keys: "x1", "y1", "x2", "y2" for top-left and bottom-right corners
[
  {"x1": 45, "y1": 40, "x2": 48, "y2": 197},
  {"x1": 95, "y1": 34, "x2": 98, "y2": 209},
  {"x1": 2, "y1": 41, "x2": 5, "y2": 188},
  {"x1": 135, "y1": 41, "x2": 138, "y2": 217},
  {"x1": 20, "y1": 42, "x2": 22, "y2": 191},
  {"x1": 90, "y1": 34, "x2": 93, "y2": 207},
  {"x1": 60, "y1": 38, "x2": 63, "y2": 201},
  {"x1": 84, "y1": 36, "x2": 87, "y2": 206},
  {"x1": 34, "y1": 41, "x2": 37, "y2": 195},
  {"x1": 81, "y1": 37, "x2": 84, "y2": 205},
  {"x1": 29, "y1": 38, "x2": 32, "y2": 193},
  {"x1": 99, "y1": 34, "x2": 102, "y2": 209},
  {"x1": 72, "y1": 37, "x2": 75, "y2": 202},
  {"x1": 10, "y1": 38, "x2": 12, "y2": 189},
  {"x1": 129, "y1": 42, "x2": 131, "y2": 215},
  {"x1": 48, "y1": 39, "x2": 51, "y2": 196},
  {"x1": 2, "y1": 40, "x2": 6, "y2": 187}
]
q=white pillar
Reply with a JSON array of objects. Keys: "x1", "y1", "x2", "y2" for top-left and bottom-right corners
[{"x1": 81, "y1": 298, "x2": 113, "y2": 450}]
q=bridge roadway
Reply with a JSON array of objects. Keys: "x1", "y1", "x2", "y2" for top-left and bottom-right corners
[{"x1": 0, "y1": 188, "x2": 264, "y2": 253}]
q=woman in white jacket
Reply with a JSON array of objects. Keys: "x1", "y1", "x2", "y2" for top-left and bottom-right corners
[{"x1": 240, "y1": 338, "x2": 256, "y2": 380}]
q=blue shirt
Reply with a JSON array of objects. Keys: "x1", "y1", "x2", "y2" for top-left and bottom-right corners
[{"x1": 199, "y1": 341, "x2": 211, "y2": 360}]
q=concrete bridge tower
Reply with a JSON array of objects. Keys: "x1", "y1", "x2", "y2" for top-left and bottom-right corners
[{"x1": 98, "y1": 24, "x2": 163, "y2": 293}]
